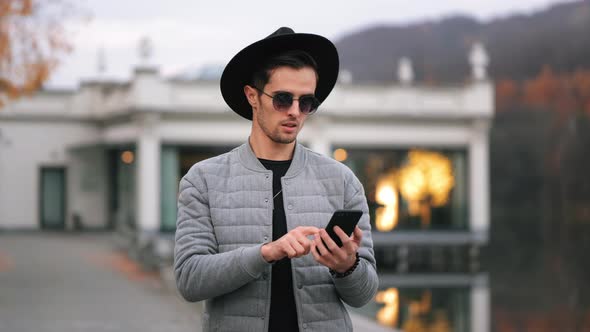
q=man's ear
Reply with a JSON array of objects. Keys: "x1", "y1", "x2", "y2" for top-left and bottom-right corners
[{"x1": 244, "y1": 85, "x2": 259, "y2": 109}]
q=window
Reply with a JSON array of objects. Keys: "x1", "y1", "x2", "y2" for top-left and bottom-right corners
[{"x1": 335, "y1": 147, "x2": 468, "y2": 231}]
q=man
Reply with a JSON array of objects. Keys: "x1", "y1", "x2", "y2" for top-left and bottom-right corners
[{"x1": 174, "y1": 27, "x2": 378, "y2": 331}]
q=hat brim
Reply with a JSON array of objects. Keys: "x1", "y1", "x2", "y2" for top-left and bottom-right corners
[{"x1": 220, "y1": 33, "x2": 339, "y2": 120}]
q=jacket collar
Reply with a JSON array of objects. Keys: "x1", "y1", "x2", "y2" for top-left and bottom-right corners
[{"x1": 237, "y1": 139, "x2": 307, "y2": 178}]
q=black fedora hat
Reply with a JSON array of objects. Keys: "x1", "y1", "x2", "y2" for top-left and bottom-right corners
[{"x1": 220, "y1": 27, "x2": 339, "y2": 120}]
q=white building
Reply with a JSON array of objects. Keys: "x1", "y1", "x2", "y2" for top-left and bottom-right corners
[
  {"x1": 0, "y1": 46, "x2": 493, "y2": 331},
  {"x1": 0, "y1": 67, "x2": 493, "y2": 233}
]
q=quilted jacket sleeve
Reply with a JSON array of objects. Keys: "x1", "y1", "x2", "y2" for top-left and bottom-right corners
[
  {"x1": 332, "y1": 168, "x2": 379, "y2": 307},
  {"x1": 174, "y1": 172, "x2": 271, "y2": 302}
]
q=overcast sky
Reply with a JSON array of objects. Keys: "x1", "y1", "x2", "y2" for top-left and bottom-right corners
[{"x1": 47, "y1": 0, "x2": 574, "y2": 88}]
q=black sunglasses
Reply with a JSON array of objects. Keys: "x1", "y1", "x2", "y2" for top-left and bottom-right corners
[{"x1": 254, "y1": 87, "x2": 320, "y2": 115}]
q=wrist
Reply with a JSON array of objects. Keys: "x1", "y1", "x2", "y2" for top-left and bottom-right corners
[
  {"x1": 330, "y1": 252, "x2": 360, "y2": 278},
  {"x1": 337, "y1": 254, "x2": 357, "y2": 272},
  {"x1": 260, "y1": 242, "x2": 276, "y2": 263}
]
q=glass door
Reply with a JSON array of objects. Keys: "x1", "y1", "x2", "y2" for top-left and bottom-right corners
[{"x1": 40, "y1": 167, "x2": 66, "y2": 230}]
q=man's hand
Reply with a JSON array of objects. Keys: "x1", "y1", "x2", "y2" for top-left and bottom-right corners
[
  {"x1": 311, "y1": 226, "x2": 362, "y2": 273},
  {"x1": 260, "y1": 226, "x2": 319, "y2": 262}
]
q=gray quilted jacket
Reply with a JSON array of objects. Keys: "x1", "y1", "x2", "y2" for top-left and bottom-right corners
[{"x1": 174, "y1": 141, "x2": 378, "y2": 332}]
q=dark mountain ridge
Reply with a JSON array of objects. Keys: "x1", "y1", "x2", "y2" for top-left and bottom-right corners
[{"x1": 335, "y1": 0, "x2": 590, "y2": 83}]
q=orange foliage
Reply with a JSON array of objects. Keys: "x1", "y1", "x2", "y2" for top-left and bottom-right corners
[
  {"x1": 496, "y1": 66, "x2": 590, "y2": 116},
  {"x1": 0, "y1": 0, "x2": 76, "y2": 107},
  {"x1": 523, "y1": 66, "x2": 560, "y2": 107},
  {"x1": 496, "y1": 79, "x2": 520, "y2": 112},
  {"x1": 573, "y1": 69, "x2": 590, "y2": 115}
]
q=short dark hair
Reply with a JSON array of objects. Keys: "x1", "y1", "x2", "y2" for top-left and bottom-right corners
[{"x1": 251, "y1": 50, "x2": 319, "y2": 91}]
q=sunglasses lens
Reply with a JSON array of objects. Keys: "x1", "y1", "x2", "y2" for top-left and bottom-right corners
[
  {"x1": 299, "y1": 96, "x2": 319, "y2": 114},
  {"x1": 272, "y1": 93, "x2": 294, "y2": 111},
  {"x1": 267, "y1": 90, "x2": 319, "y2": 114}
]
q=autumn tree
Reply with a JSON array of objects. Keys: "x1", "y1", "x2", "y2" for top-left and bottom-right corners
[
  {"x1": 0, "y1": 0, "x2": 76, "y2": 107},
  {"x1": 491, "y1": 65, "x2": 590, "y2": 331},
  {"x1": 496, "y1": 66, "x2": 590, "y2": 117}
]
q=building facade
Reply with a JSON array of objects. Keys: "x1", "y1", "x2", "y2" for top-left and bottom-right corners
[{"x1": 0, "y1": 48, "x2": 493, "y2": 331}]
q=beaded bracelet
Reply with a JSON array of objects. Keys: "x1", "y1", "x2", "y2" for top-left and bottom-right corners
[{"x1": 330, "y1": 252, "x2": 360, "y2": 278}]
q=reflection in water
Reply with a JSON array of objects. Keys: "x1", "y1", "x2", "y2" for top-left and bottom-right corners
[
  {"x1": 374, "y1": 150, "x2": 455, "y2": 230},
  {"x1": 403, "y1": 306, "x2": 452, "y2": 332},
  {"x1": 430, "y1": 310, "x2": 452, "y2": 332},
  {"x1": 375, "y1": 288, "x2": 400, "y2": 327},
  {"x1": 375, "y1": 288, "x2": 453, "y2": 332}
]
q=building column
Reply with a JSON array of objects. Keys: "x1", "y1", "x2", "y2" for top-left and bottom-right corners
[
  {"x1": 135, "y1": 113, "x2": 161, "y2": 233},
  {"x1": 310, "y1": 138, "x2": 331, "y2": 157},
  {"x1": 469, "y1": 119, "x2": 490, "y2": 242},
  {"x1": 471, "y1": 275, "x2": 490, "y2": 332},
  {"x1": 307, "y1": 117, "x2": 331, "y2": 157}
]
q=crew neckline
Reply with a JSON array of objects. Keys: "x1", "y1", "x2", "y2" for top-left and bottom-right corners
[{"x1": 258, "y1": 158, "x2": 292, "y2": 164}]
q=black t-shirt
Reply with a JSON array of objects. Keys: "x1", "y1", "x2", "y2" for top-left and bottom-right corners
[{"x1": 259, "y1": 158, "x2": 299, "y2": 332}]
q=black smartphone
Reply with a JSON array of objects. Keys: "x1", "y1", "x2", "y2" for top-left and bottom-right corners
[{"x1": 323, "y1": 209, "x2": 363, "y2": 247}]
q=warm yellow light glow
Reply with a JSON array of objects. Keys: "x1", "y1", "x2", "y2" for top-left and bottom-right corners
[
  {"x1": 376, "y1": 184, "x2": 396, "y2": 203},
  {"x1": 375, "y1": 174, "x2": 399, "y2": 231},
  {"x1": 377, "y1": 306, "x2": 398, "y2": 328},
  {"x1": 402, "y1": 306, "x2": 428, "y2": 332},
  {"x1": 333, "y1": 148, "x2": 348, "y2": 162},
  {"x1": 375, "y1": 289, "x2": 441, "y2": 332},
  {"x1": 398, "y1": 166, "x2": 427, "y2": 201},
  {"x1": 430, "y1": 310, "x2": 452, "y2": 332},
  {"x1": 375, "y1": 288, "x2": 399, "y2": 327},
  {"x1": 397, "y1": 150, "x2": 455, "y2": 227},
  {"x1": 121, "y1": 151, "x2": 134, "y2": 164},
  {"x1": 399, "y1": 150, "x2": 454, "y2": 207},
  {"x1": 402, "y1": 297, "x2": 433, "y2": 332},
  {"x1": 376, "y1": 206, "x2": 397, "y2": 231}
]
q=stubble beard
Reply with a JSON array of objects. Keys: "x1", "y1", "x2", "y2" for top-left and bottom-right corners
[{"x1": 256, "y1": 110, "x2": 298, "y2": 145}]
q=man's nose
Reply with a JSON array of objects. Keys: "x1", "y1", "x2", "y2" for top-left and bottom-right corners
[{"x1": 286, "y1": 100, "x2": 301, "y2": 116}]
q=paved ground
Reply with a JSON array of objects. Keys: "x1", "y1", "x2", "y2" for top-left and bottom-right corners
[
  {"x1": 0, "y1": 233, "x2": 201, "y2": 332},
  {"x1": 0, "y1": 232, "x2": 390, "y2": 332}
]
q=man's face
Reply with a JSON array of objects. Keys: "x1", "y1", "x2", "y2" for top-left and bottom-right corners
[{"x1": 249, "y1": 66, "x2": 317, "y2": 145}]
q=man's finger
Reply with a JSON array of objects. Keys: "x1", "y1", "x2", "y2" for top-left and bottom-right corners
[
  {"x1": 295, "y1": 233, "x2": 313, "y2": 247},
  {"x1": 284, "y1": 244, "x2": 297, "y2": 258},
  {"x1": 296, "y1": 236, "x2": 313, "y2": 255},
  {"x1": 332, "y1": 226, "x2": 356, "y2": 256},
  {"x1": 310, "y1": 241, "x2": 320, "y2": 259},
  {"x1": 340, "y1": 236, "x2": 357, "y2": 255},
  {"x1": 314, "y1": 234, "x2": 328, "y2": 257},
  {"x1": 296, "y1": 226, "x2": 321, "y2": 236},
  {"x1": 288, "y1": 237, "x2": 306, "y2": 256},
  {"x1": 352, "y1": 226, "x2": 363, "y2": 244},
  {"x1": 333, "y1": 226, "x2": 351, "y2": 246},
  {"x1": 320, "y1": 229, "x2": 339, "y2": 251},
  {"x1": 310, "y1": 241, "x2": 327, "y2": 264}
]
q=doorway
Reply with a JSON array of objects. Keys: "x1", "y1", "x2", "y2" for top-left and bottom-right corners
[{"x1": 39, "y1": 167, "x2": 66, "y2": 230}]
